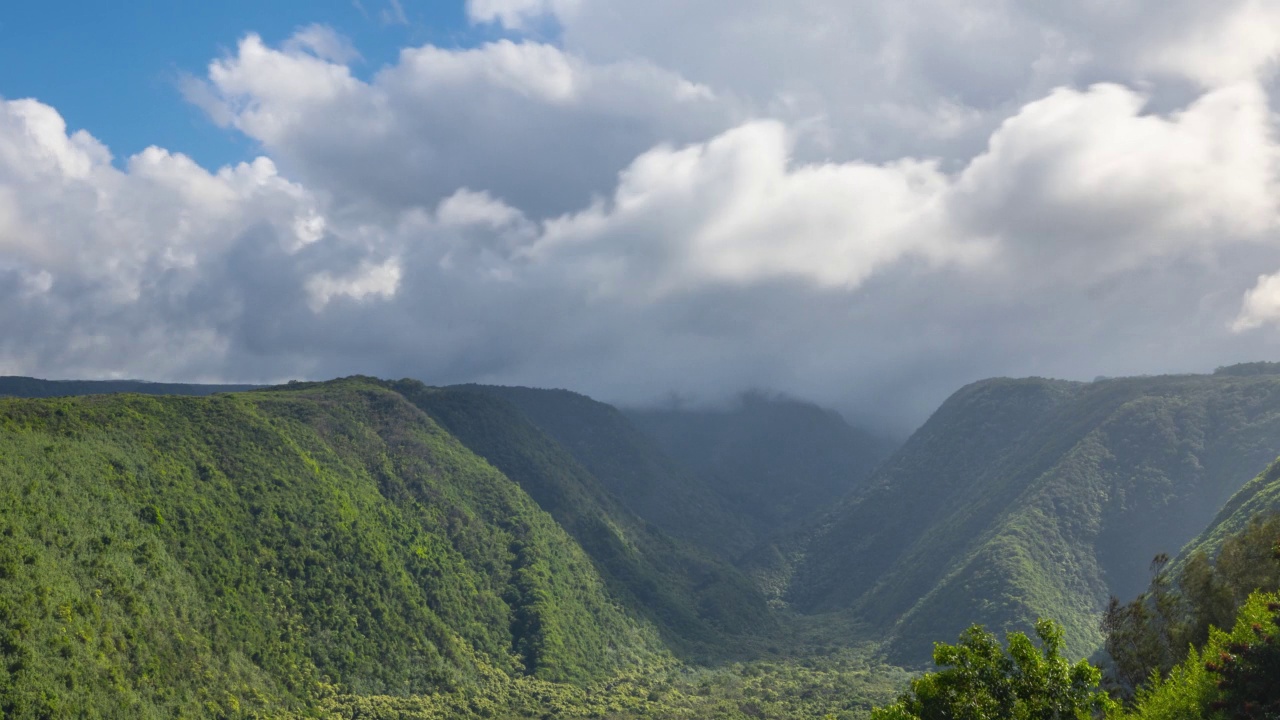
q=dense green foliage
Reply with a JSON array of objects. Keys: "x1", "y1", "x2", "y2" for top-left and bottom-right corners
[
  {"x1": 794, "y1": 374, "x2": 1280, "y2": 664},
  {"x1": 449, "y1": 385, "x2": 757, "y2": 561},
  {"x1": 391, "y1": 382, "x2": 776, "y2": 656},
  {"x1": 16, "y1": 368, "x2": 1280, "y2": 718},
  {"x1": 1212, "y1": 362, "x2": 1280, "y2": 377},
  {"x1": 317, "y1": 649, "x2": 911, "y2": 720},
  {"x1": 871, "y1": 619, "x2": 1112, "y2": 720},
  {"x1": 1102, "y1": 511, "x2": 1280, "y2": 694},
  {"x1": 866, "y1": 508, "x2": 1280, "y2": 720},
  {"x1": 1177, "y1": 456, "x2": 1280, "y2": 565},
  {"x1": 626, "y1": 392, "x2": 896, "y2": 554},
  {"x1": 1115, "y1": 592, "x2": 1280, "y2": 720},
  {"x1": 0, "y1": 377, "x2": 914, "y2": 718},
  {"x1": 0, "y1": 380, "x2": 663, "y2": 717},
  {"x1": 1094, "y1": 503, "x2": 1280, "y2": 719}
]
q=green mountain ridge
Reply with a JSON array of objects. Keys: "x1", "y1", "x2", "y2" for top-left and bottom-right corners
[
  {"x1": 391, "y1": 381, "x2": 777, "y2": 656},
  {"x1": 449, "y1": 384, "x2": 758, "y2": 560},
  {"x1": 625, "y1": 392, "x2": 897, "y2": 554},
  {"x1": 0, "y1": 378, "x2": 666, "y2": 716},
  {"x1": 12, "y1": 368, "x2": 1280, "y2": 716},
  {"x1": 1174, "y1": 454, "x2": 1280, "y2": 568},
  {"x1": 793, "y1": 372, "x2": 1280, "y2": 664}
]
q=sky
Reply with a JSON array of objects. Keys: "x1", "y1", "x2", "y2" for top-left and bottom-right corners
[{"x1": 2, "y1": 0, "x2": 1280, "y2": 432}]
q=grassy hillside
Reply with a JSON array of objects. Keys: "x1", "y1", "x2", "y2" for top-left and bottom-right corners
[
  {"x1": 792, "y1": 371, "x2": 1280, "y2": 664},
  {"x1": 390, "y1": 382, "x2": 777, "y2": 657},
  {"x1": 626, "y1": 392, "x2": 897, "y2": 551},
  {"x1": 453, "y1": 385, "x2": 757, "y2": 558},
  {"x1": 0, "y1": 379, "x2": 662, "y2": 717}
]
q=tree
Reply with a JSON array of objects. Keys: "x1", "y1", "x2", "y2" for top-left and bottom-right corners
[
  {"x1": 871, "y1": 619, "x2": 1114, "y2": 720},
  {"x1": 1100, "y1": 513, "x2": 1280, "y2": 699},
  {"x1": 1101, "y1": 554, "x2": 1186, "y2": 695},
  {"x1": 1205, "y1": 598, "x2": 1280, "y2": 720}
]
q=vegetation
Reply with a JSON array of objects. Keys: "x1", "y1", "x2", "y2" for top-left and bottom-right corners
[
  {"x1": 1113, "y1": 592, "x2": 1280, "y2": 720},
  {"x1": 1099, "y1": 500, "x2": 1280, "y2": 719},
  {"x1": 317, "y1": 649, "x2": 911, "y2": 720},
  {"x1": 871, "y1": 619, "x2": 1112, "y2": 720},
  {"x1": 866, "y1": 592, "x2": 1280, "y2": 720},
  {"x1": 11, "y1": 369, "x2": 1280, "y2": 718},
  {"x1": 0, "y1": 380, "x2": 663, "y2": 716},
  {"x1": 0, "y1": 377, "x2": 911, "y2": 718},
  {"x1": 444, "y1": 383, "x2": 754, "y2": 556},
  {"x1": 1101, "y1": 511, "x2": 1280, "y2": 696},
  {"x1": 1177, "y1": 456, "x2": 1280, "y2": 566},
  {"x1": 626, "y1": 391, "x2": 896, "y2": 554},
  {"x1": 392, "y1": 382, "x2": 776, "y2": 657},
  {"x1": 793, "y1": 373, "x2": 1280, "y2": 664},
  {"x1": 868, "y1": 506, "x2": 1280, "y2": 720},
  {"x1": 1212, "y1": 362, "x2": 1280, "y2": 377}
]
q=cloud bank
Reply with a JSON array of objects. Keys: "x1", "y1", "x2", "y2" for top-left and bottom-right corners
[{"x1": 3, "y1": 0, "x2": 1280, "y2": 430}]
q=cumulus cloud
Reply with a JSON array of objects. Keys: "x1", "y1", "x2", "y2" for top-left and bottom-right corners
[
  {"x1": 186, "y1": 33, "x2": 733, "y2": 216},
  {"x1": 4, "y1": 5, "x2": 1280, "y2": 431},
  {"x1": 1234, "y1": 272, "x2": 1280, "y2": 331},
  {"x1": 1139, "y1": 0, "x2": 1280, "y2": 87},
  {"x1": 953, "y1": 82, "x2": 1280, "y2": 279},
  {"x1": 306, "y1": 258, "x2": 402, "y2": 311},
  {"x1": 527, "y1": 121, "x2": 984, "y2": 296}
]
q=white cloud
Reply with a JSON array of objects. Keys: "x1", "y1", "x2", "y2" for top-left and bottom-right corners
[
  {"x1": 306, "y1": 258, "x2": 402, "y2": 311},
  {"x1": 284, "y1": 24, "x2": 363, "y2": 64},
  {"x1": 953, "y1": 81, "x2": 1280, "y2": 279},
  {"x1": 529, "y1": 121, "x2": 983, "y2": 296},
  {"x1": 5, "y1": 8, "x2": 1280, "y2": 429},
  {"x1": 190, "y1": 33, "x2": 735, "y2": 217},
  {"x1": 466, "y1": 0, "x2": 579, "y2": 29},
  {"x1": 398, "y1": 40, "x2": 581, "y2": 103},
  {"x1": 1140, "y1": 0, "x2": 1280, "y2": 87},
  {"x1": 436, "y1": 189, "x2": 526, "y2": 229},
  {"x1": 1234, "y1": 272, "x2": 1280, "y2": 331}
]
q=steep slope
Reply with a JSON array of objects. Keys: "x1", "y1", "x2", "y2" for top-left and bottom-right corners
[
  {"x1": 793, "y1": 370, "x2": 1280, "y2": 664},
  {"x1": 1175, "y1": 455, "x2": 1280, "y2": 565},
  {"x1": 626, "y1": 392, "x2": 897, "y2": 547},
  {"x1": 790, "y1": 377, "x2": 1083, "y2": 617},
  {"x1": 0, "y1": 379, "x2": 660, "y2": 717},
  {"x1": 454, "y1": 384, "x2": 756, "y2": 558},
  {"x1": 0, "y1": 375, "x2": 257, "y2": 397},
  {"x1": 390, "y1": 381, "x2": 776, "y2": 656}
]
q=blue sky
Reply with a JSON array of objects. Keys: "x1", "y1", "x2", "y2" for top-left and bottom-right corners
[{"x1": 0, "y1": 0, "x2": 495, "y2": 169}]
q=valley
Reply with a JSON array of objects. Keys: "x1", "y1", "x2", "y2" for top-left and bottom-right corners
[{"x1": 3, "y1": 367, "x2": 1280, "y2": 718}]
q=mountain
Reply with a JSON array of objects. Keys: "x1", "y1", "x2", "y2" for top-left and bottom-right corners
[
  {"x1": 1175, "y1": 455, "x2": 1280, "y2": 566},
  {"x1": 389, "y1": 381, "x2": 776, "y2": 656},
  {"x1": 450, "y1": 385, "x2": 757, "y2": 558},
  {"x1": 625, "y1": 392, "x2": 898, "y2": 550},
  {"x1": 792, "y1": 370, "x2": 1280, "y2": 664},
  {"x1": 0, "y1": 376, "x2": 258, "y2": 398},
  {"x1": 0, "y1": 379, "x2": 665, "y2": 717}
]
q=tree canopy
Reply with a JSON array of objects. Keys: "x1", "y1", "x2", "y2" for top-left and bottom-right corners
[{"x1": 871, "y1": 619, "x2": 1113, "y2": 720}]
